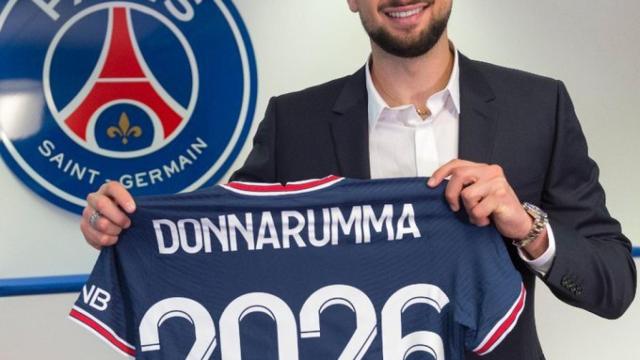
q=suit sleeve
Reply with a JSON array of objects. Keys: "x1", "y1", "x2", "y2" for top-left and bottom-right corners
[
  {"x1": 69, "y1": 247, "x2": 136, "y2": 358},
  {"x1": 541, "y1": 81, "x2": 637, "y2": 319},
  {"x1": 229, "y1": 97, "x2": 278, "y2": 182}
]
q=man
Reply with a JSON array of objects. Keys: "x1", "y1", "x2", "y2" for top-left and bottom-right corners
[{"x1": 81, "y1": 0, "x2": 636, "y2": 359}]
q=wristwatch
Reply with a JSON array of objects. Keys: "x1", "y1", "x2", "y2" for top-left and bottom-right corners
[{"x1": 512, "y1": 202, "x2": 548, "y2": 248}]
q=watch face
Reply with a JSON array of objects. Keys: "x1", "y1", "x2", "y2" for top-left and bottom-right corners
[
  {"x1": 524, "y1": 202, "x2": 547, "y2": 219},
  {"x1": 512, "y1": 202, "x2": 548, "y2": 248}
]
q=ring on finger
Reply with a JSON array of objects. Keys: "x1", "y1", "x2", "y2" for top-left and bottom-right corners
[{"x1": 89, "y1": 210, "x2": 102, "y2": 228}]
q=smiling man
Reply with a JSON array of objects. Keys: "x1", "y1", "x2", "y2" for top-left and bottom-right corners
[{"x1": 82, "y1": 1, "x2": 636, "y2": 359}]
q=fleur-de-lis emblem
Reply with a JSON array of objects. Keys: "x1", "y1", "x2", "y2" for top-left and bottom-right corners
[{"x1": 107, "y1": 112, "x2": 142, "y2": 145}]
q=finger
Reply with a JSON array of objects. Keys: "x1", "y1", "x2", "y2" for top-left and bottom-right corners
[
  {"x1": 428, "y1": 159, "x2": 475, "y2": 187},
  {"x1": 80, "y1": 218, "x2": 118, "y2": 249},
  {"x1": 468, "y1": 195, "x2": 499, "y2": 227},
  {"x1": 460, "y1": 180, "x2": 493, "y2": 212},
  {"x1": 82, "y1": 206, "x2": 123, "y2": 236},
  {"x1": 99, "y1": 181, "x2": 136, "y2": 213},
  {"x1": 444, "y1": 166, "x2": 481, "y2": 211},
  {"x1": 80, "y1": 218, "x2": 100, "y2": 250},
  {"x1": 87, "y1": 192, "x2": 131, "y2": 229}
]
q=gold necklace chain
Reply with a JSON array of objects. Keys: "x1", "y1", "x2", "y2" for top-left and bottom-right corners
[{"x1": 371, "y1": 70, "x2": 430, "y2": 119}]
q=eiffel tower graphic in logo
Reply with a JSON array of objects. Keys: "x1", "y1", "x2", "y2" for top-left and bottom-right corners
[{"x1": 60, "y1": 7, "x2": 186, "y2": 145}]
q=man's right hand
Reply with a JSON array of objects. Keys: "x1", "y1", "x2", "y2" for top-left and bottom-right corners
[{"x1": 81, "y1": 181, "x2": 136, "y2": 249}]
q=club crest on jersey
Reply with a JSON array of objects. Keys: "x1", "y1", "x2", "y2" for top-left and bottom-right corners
[{"x1": 0, "y1": 0, "x2": 257, "y2": 213}]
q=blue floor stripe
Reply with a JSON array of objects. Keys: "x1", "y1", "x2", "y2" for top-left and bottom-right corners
[
  {"x1": 1, "y1": 248, "x2": 639, "y2": 297},
  {"x1": 0, "y1": 274, "x2": 88, "y2": 297}
]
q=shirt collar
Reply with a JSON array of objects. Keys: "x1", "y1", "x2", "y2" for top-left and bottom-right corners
[{"x1": 365, "y1": 44, "x2": 461, "y2": 130}]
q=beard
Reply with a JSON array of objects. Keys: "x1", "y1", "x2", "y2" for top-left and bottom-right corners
[{"x1": 361, "y1": 2, "x2": 451, "y2": 58}]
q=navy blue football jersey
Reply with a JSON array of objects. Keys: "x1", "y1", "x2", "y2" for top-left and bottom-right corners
[{"x1": 70, "y1": 176, "x2": 525, "y2": 359}]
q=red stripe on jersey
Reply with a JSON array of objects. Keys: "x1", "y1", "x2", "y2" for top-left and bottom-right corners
[
  {"x1": 474, "y1": 284, "x2": 526, "y2": 356},
  {"x1": 69, "y1": 308, "x2": 136, "y2": 356},
  {"x1": 227, "y1": 175, "x2": 342, "y2": 192}
]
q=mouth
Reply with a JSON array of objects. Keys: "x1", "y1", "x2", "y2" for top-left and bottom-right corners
[
  {"x1": 386, "y1": 6, "x2": 426, "y2": 19},
  {"x1": 380, "y1": 1, "x2": 433, "y2": 19},
  {"x1": 382, "y1": 2, "x2": 432, "y2": 21}
]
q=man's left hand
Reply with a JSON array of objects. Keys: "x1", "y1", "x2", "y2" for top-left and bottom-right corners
[{"x1": 427, "y1": 159, "x2": 548, "y2": 259}]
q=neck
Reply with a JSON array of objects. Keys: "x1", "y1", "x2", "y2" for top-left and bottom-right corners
[{"x1": 370, "y1": 32, "x2": 454, "y2": 108}]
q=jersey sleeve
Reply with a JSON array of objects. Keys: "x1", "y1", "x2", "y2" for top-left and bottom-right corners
[
  {"x1": 459, "y1": 228, "x2": 526, "y2": 356},
  {"x1": 68, "y1": 246, "x2": 136, "y2": 358}
]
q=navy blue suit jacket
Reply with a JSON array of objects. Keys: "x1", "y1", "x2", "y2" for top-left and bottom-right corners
[{"x1": 231, "y1": 53, "x2": 636, "y2": 360}]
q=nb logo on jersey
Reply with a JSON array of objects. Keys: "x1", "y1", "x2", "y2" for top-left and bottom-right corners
[
  {"x1": 82, "y1": 284, "x2": 111, "y2": 312},
  {"x1": 0, "y1": 0, "x2": 257, "y2": 213}
]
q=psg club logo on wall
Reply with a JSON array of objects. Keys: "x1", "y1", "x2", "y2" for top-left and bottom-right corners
[{"x1": 0, "y1": 0, "x2": 257, "y2": 213}]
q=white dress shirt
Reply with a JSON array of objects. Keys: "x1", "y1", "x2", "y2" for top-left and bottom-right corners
[{"x1": 365, "y1": 50, "x2": 556, "y2": 275}]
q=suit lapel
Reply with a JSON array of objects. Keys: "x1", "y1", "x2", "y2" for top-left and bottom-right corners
[
  {"x1": 458, "y1": 54, "x2": 499, "y2": 164},
  {"x1": 330, "y1": 67, "x2": 371, "y2": 179}
]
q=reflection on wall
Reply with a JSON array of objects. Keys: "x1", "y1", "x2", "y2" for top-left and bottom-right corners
[{"x1": 0, "y1": 79, "x2": 44, "y2": 140}]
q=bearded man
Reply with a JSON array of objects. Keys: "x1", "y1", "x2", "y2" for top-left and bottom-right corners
[{"x1": 81, "y1": 1, "x2": 636, "y2": 359}]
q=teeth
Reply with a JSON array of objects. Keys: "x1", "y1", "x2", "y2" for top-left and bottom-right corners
[{"x1": 388, "y1": 8, "x2": 423, "y2": 19}]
